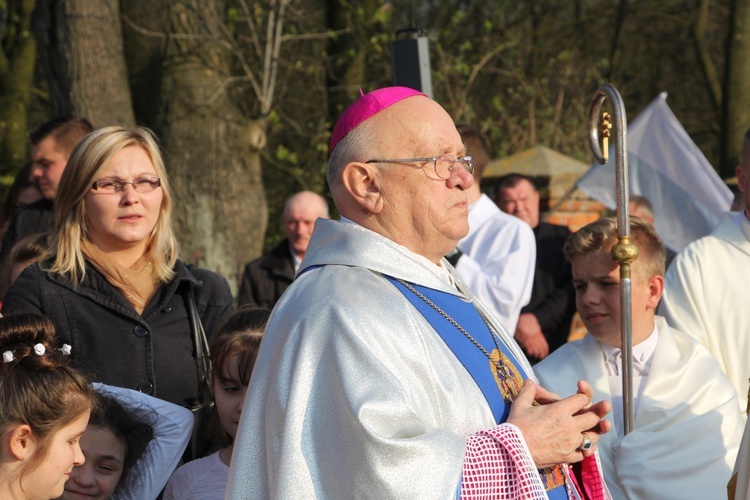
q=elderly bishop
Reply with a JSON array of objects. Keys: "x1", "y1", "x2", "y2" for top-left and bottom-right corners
[{"x1": 226, "y1": 87, "x2": 612, "y2": 499}]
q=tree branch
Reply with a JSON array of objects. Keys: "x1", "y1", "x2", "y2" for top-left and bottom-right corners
[{"x1": 693, "y1": 0, "x2": 722, "y2": 111}]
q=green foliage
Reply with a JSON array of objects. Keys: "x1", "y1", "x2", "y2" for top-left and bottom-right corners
[
  {"x1": 275, "y1": 144, "x2": 299, "y2": 165},
  {"x1": 0, "y1": 174, "x2": 15, "y2": 214},
  {"x1": 0, "y1": 0, "x2": 737, "y2": 253},
  {"x1": 245, "y1": 0, "x2": 732, "y2": 248},
  {"x1": 0, "y1": 0, "x2": 36, "y2": 176}
]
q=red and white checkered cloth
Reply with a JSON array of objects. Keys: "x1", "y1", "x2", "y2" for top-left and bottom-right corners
[{"x1": 461, "y1": 423, "x2": 608, "y2": 500}]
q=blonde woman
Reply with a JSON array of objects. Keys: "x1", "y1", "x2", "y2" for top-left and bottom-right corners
[{"x1": 3, "y1": 126, "x2": 233, "y2": 412}]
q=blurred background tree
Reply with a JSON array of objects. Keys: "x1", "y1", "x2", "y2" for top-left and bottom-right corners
[{"x1": 0, "y1": 0, "x2": 744, "y2": 290}]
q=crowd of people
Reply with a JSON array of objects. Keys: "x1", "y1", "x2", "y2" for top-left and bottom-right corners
[{"x1": 1, "y1": 86, "x2": 749, "y2": 499}]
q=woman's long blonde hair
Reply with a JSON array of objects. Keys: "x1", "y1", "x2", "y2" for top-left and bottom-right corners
[{"x1": 45, "y1": 126, "x2": 178, "y2": 283}]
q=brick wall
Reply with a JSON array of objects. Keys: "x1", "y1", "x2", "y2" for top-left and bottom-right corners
[{"x1": 542, "y1": 188, "x2": 608, "y2": 232}]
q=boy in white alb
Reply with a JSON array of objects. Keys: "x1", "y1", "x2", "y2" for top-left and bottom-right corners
[{"x1": 535, "y1": 216, "x2": 744, "y2": 499}]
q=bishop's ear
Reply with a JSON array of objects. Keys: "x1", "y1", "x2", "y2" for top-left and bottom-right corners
[
  {"x1": 7, "y1": 424, "x2": 35, "y2": 460},
  {"x1": 340, "y1": 162, "x2": 384, "y2": 214}
]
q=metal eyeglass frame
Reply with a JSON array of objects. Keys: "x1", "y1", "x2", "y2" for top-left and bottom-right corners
[
  {"x1": 365, "y1": 155, "x2": 474, "y2": 179},
  {"x1": 91, "y1": 177, "x2": 162, "y2": 194}
]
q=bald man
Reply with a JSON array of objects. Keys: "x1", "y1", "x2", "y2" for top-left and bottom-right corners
[
  {"x1": 237, "y1": 190, "x2": 329, "y2": 309},
  {"x1": 227, "y1": 88, "x2": 610, "y2": 499}
]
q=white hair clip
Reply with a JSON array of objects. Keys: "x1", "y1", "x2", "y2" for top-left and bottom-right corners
[
  {"x1": 2, "y1": 350, "x2": 14, "y2": 363},
  {"x1": 33, "y1": 343, "x2": 46, "y2": 356},
  {"x1": 59, "y1": 344, "x2": 72, "y2": 356}
]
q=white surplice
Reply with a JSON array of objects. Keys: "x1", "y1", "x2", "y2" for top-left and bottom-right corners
[
  {"x1": 456, "y1": 194, "x2": 536, "y2": 332},
  {"x1": 535, "y1": 317, "x2": 744, "y2": 499},
  {"x1": 225, "y1": 219, "x2": 605, "y2": 499},
  {"x1": 660, "y1": 211, "x2": 750, "y2": 412}
]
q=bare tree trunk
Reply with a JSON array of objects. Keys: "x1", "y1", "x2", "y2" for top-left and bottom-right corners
[
  {"x1": 721, "y1": 0, "x2": 750, "y2": 177},
  {"x1": 325, "y1": 0, "x2": 377, "y2": 122},
  {"x1": 693, "y1": 0, "x2": 722, "y2": 113},
  {"x1": 34, "y1": 0, "x2": 135, "y2": 126},
  {"x1": 0, "y1": 0, "x2": 37, "y2": 173},
  {"x1": 120, "y1": 0, "x2": 169, "y2": 128},
  {"x1": 607, "y1": 0, "x2": 628, "y2": 78},
  {"x1": 157, "y1": 0, "x2": 267, "y2": 292}
]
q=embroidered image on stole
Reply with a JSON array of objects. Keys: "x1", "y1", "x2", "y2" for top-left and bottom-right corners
[
  {"x1": 386, "y1": 275, "x2": 568, "y2": 494},
  {"x1": 489, "y1": 349, "x2": 566, "y2": 492}
]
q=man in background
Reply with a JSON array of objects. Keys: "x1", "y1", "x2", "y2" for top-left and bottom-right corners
[
  {"x1": 660, "y1": 126, "x2": 750, "y2": 412},
  {"x1": 496, "y1": 174, "x2": 576, "y2": 362},
  {"x1": 450, "y1": 126, "x2": 535, "y2": 333},
  {"x1": 237, "y1": 190, "x2": 329, "y2": 309},
  {"x1": 0, "y1": 116, "x2": 93, "y2": 273}
]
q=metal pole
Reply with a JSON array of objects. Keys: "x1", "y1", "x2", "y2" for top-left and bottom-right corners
[{"x1": 587, "y1": 83, "x2": 639, "y2": 435}]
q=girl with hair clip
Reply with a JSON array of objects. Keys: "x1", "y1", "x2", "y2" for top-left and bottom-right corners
[
  {"x1": 0, "y1": 313, "x2": 95, "y2": 500},
  {"x1": 59, "y1": 384, "x2": 193, "y2": 500},
  {"x1": 2, "y1": 126, "x2": 234, "y2": 430},
  {"x1": 164, "y1": 308, "x2": 270, "y2": 500}
]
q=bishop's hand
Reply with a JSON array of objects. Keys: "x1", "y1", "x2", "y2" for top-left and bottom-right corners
[{"x1": 507, "y1": 379, "x2": 611, "y2": 468}]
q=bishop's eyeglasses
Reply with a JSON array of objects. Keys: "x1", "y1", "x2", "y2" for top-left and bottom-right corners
[
  {"x1": 365, "y1": 154, "x2": 474, "y2": 179},
  {"x1": 91, "y1": 177, "x2": 162, "y2": 194}
]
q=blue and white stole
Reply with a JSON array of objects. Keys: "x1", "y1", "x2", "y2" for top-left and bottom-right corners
[{"x1": 386, "y1": 276, "x2": 567, "y2": 498}]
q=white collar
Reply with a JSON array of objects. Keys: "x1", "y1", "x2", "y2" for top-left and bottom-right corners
[
  {"x1": 289, "y1": 246, "x2": 302, "y2": 273},
  {"x1": 600, "y1": 323, "x2": 659, "y2": 376},
  {"x1": 339, "y1": 217, "x2": 456, "y2": 287}
]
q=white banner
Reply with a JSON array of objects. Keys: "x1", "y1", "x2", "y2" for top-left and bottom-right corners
[{"x1": 577, "y1": 92, "x2": 732, "y2": 251}]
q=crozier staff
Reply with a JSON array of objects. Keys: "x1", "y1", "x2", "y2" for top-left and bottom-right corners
[{"x1": 227, "y1": 87, "x2": 612, "y2": 499}]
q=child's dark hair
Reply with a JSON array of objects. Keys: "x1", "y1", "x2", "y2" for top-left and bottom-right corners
[
  {"x1": 211, "y1": 308, "x2": 269, "y2": 387},
  {"x1": 206, "y1": 308, "x2": 269, "y2": 447},
  {"x1": 0, "y1": 313, "x2": 95, "y2": 480},
  {"x1": 89, "y1": 390, "x2": 155, "y2": 490},
  {"x1": 1, "y1": 162, "x2": 37, "y2": 223},
  {"x1": 8, "y1": 232, "x2": 51, "y2": 266},
  {"x1": 1, "y1": 232, "x2": 51, "y2": 295}
]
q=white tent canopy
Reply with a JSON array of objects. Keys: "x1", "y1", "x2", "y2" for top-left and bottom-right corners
[{"x1": 577, "y1": 92, "x2": 732, "y2": 252}]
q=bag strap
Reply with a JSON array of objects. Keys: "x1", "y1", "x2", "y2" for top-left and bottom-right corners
[
  {"x1": 186, "y1": 283, "x2": 211, "y2": 392},
  {"x1": 184, "y1": 283, "x2": 215, "y2": 461}
]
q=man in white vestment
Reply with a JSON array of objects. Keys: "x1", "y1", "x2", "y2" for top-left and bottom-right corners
[
  {"x1": 225, "y1": 87, "x2": 612, "y2": 499},
  {"x1": 449, "y1": 126, "x2": 535, "y2": 334},
  {"x1": 660, "y1": 127, "x2": 750, "y2": 412},
  {"x1": 536, "y1": 217, "x2": 744, "y2": 499}
]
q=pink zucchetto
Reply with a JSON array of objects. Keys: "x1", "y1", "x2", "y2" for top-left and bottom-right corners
[{"x1": 329, "y1": 86, "x2": 427, "y2": 155}]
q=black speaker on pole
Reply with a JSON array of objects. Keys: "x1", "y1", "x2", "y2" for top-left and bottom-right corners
[{"x1": 390, "y1": 29, "x2": 433, "y2": 98}]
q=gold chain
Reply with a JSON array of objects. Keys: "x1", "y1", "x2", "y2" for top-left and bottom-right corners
[{"x1": 396, "y1": 278, "x2": 524, "y2": 403}]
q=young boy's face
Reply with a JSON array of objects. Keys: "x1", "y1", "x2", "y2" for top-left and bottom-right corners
[{"x1": 570, "y1": 246, "x2": 662, "y2": 347}]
